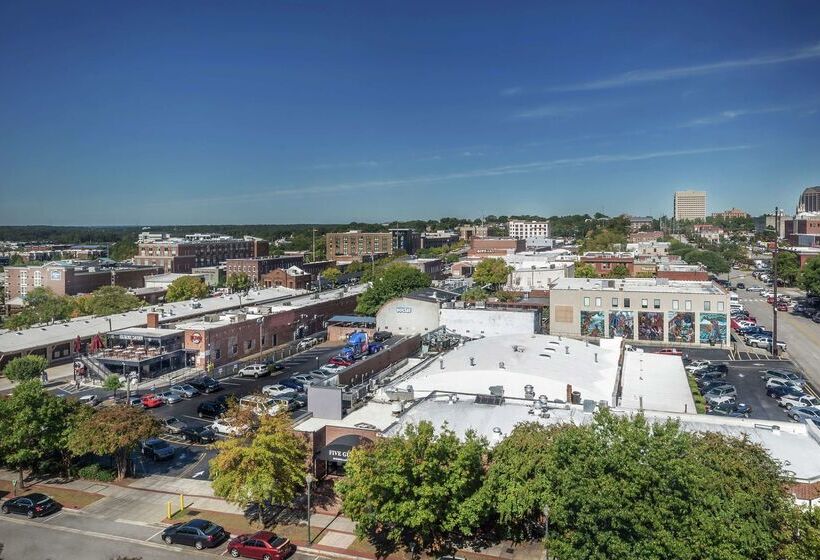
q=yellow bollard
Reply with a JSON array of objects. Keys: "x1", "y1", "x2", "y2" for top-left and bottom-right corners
[
  {"x1": 167, "y1": 501, "x2": 172, "y2": 519},
  {"x1": 179, "y1": 493, "x2": 184, "y2": 513}
]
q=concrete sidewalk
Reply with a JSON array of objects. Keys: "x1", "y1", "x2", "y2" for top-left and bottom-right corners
[{"x1": 0, "y1": 361, "x2": 77, "y2": 393}]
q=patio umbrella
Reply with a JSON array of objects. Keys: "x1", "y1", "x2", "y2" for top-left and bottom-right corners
[
  {"x1": 90, "y1": 333, "x2": 104, "y2": 352},
  {"x1": 73, "y1": 336, "x2": 82, "y2": 354}
]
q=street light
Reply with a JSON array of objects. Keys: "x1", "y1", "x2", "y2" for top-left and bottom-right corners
[{"x1": 305, "y1": 473, "x2": 316, "y2": 544}]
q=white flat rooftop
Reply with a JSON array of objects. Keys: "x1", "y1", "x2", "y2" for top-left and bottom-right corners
[
  {"x1": 620, "y1": 351, "x2": 696, "y2": 414},
  {"x1": 295, "y1": 401, "x2": 398, "y2": 433},
  {"x1": 552, "y1": 277, "x2": 725, "y2": 295}
]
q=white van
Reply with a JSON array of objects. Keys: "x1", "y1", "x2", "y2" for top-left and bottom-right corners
[
  {"x1": 239, "y1": 395, "x2": 284, "y2": 416},
  {"x1": 729, "y1": 292, "x2": 739, "y2": 304}
]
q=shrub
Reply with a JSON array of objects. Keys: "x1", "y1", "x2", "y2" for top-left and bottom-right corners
[{"x1": 77, "y1": 464, "x2": 116, "y2": 482}]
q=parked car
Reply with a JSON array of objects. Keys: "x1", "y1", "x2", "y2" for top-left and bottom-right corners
[
  {"x1": 211, "y1": 418, "x2": 250, "y2": 436},
  {"x1": 181, "y1": 425, "x2": 217, "y2": 444},
  {"x1": 328, "y1": 356, "x2": 354, "y2": 367},
  {"x1": 296, "y1": 337, "x2": 318, "y2": 351},
  {"x1": 736, "y1": 282, "x2": 746, "y2": 289},
  {"x1": 78, "y1": 394, "x2": 99, "y2": 407},
  {"x1": 126, "y1": 396, "x2": 145, "y2": 408},
  {"x1": 140, "y1": 394, "x2": 163, "y2": 408},
  {"x1": 189, "y1": 376, "x2": 221, "y2": 393},
  {"x1": 318, "y1": 364, "x2": 345, "y2": 375},
  {"x1": 788, "y1": 407, "x2": 820, "y2": 423},
  {"x1": 1, "y1": 493, "x2": 60, "y2": 518},
  {"x1": 157, "y1": 390, "x2": 182, "y2": 404},
  {"x1": 141, "y1": 438, "x2": 175, "y2": 460},
  {"x1": 685, "y1": 360, "x2": 711, "y2": 372},
  {"x1": 764, "y1": 369, "x2": 806, "y2": 387},
  {"x1": 261, "y1": 384, "x2": 297, "y2": 398},
  {"x1": 706, "y1": 392, "x2": 737, "y2": 407},
  {"x1": 293, "y1": 372, "x2": 326, "y2": 385},
  {"x1": 766, "y1": 384, "x2": 806, "y2": 399},
  {"x1": 372, "y1": 331, "x2": 393, "y2": 342},
  {"x1": 778, "y1": 394, "x2": 820, "y2": 410},
  {"x1": 766, "y1": 340, "x2": 788, "y2": 353},
  {"x1": 656, "y1": 348, "x2": 683, "y2": 356},
  {"x1": 161, "y1": 519, "x2": 227, "y2": 550},
  {"x1": 704, "y1": 385, "x2": 737, "y2": 401},
  {"x1": 227, "y1": 530, "x2": 296, "y2": 560},
  {"x1": 696, "y1": 371, "x2": 727, "y2": 387},
  {"x1": 813, "y1": 312, "x2": 820, "y2": 324},
  {"x1": 238, "y1": 364, "x2": 268, "y2": 378},
  {"x1": 170, "y1": 384, "x2": 200, "y2": 398},
  {"x1": 197, "y1": 400, "x2": 227, "y2": 419},
  {"x1": 163, "y1": 416, "x2": 188, "y2": 434},
  {"x1": 693, "y1": 364, "x2": 729, "y2": 377},
  {"x1": 278, "y1": 378, "x2": 306, "y2": 392},
  {"x1": 707, "y1": 401, "x2": 752, "y2": 418},
  {"x1": 777, "y1": 302, "x2": 790, "y2": 312},
  {"x1": 700, "y1": 381, "x2": 734, "y2": 395}
]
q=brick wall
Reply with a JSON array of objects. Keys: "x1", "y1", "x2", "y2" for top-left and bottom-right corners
[{"x1": 337, "y1": 335, "x2": 421, "y2": 385}]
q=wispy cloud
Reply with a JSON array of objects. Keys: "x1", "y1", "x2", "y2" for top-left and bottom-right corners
[
  {"x1": 311, "y1": 160, "x2": 382, "y2": 170},
  {"x1": 547, "y1": 42, "x2": 820, "y2": 92},
  {"x1": 512, "y1": 104, "x2": 587, "y2": 119},
  {"x1": 180, "y1": 144, "x2": 751, "y2": 205},
  {"x1": 679, "y1": 103, "x2": 814, "y2": 127},
  {"x1": 501, "y1": 86, "x2": 523, "y2": 96}
]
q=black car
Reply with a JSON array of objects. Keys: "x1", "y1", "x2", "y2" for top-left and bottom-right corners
[
  {"x1": 736, "y1": 282, "x2": 746, "y2": 289},
  {"x1": 708, "y1": 401, "x2": 752, "y2": 418},
  {"x1": 696, "y1": 371, "x2": 727, "y2": 387},
  {"x1": 279, "y1": 378, "x2": 306, "y2": 392},
  {"x1": 693, "y1": 364, "x2": 729, "y2": 377},
  {"x1": 372, "y1": 330, "x2": 393, "y2": 342},
  {"x1": 182, "y1": 425, "x2": 217, "y2": 444},
  {"x1": 197, "y1": 400, "x2": 227, "y2": 419},
  {"x1": 189, "y1": 376, "x2": 221, "y2": 394},
  {"x1": 1, "y1": 493, "x2": 59, "y2": 518},
  {"x1": 766, "y1": 384, "x2": 805, "y2": 399},
  {"x1": 142, "y1": 438, "x2": 176, "y2": 460},
  {"x1": 161, "y1": 519, "x2": 227, "y2": 550}
]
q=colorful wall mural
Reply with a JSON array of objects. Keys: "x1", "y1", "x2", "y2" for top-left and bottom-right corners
[
  {"x1": 580, "y1": 311, "x2": 605, "y2": 337},
  {"x1": 667, "y1": 312, "x2": 696, "y2": 343},
  {"x1": 638, "y1": 312, "x2": 664, "y2": 341},
  {"x1": 699, "y1": 313, "x2": 728, "y2": 344},
  {"x1": 609, "y1": 311, "x2": 634, "y2": 339}
]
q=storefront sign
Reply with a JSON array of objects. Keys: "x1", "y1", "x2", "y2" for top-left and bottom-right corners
[
  {"x1": 317, "y1": 434, "x2": 372, "y2": 463},
  {"x1": 191, "y1": 332, "x2": 203, "y2": 344},
  {"x1": 117, "y1": 334, "x2": 145, "y2": 341},
  {"x1": 396, "y1": 306, "x2": 413, "y2": 314}
]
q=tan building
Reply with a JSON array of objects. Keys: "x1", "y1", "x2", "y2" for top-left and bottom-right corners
[
  {"x1": 673, "y1": 190, "x2": 707, "y2": 221},
  {"x1": 458, "y1": 225, "x2": 488, "y2": 241},
  {"x1": 325, "y1": 231, "x2": 392, "y2": 263},
  {"x1": 4, "y1": 260, "x2": 163, "y2": 299},
  {"x1": 134, "y1": 232, "x2": 269, "y2": 273},
  {"x1": 467, "y1": 237, "x2": 525, "y2": 258},
  {"x1": 507, "y1": 220, "x2": 550, "y2": 240},
  {"x1": 402, "y1": 258, "x2": 443, "y2": 279},
  {"x1": 711, "y1": 208, "x2": 749, "y2": 219},
  {"x1": 549, "y1": 277, "x2": 729, "y2": 346}
]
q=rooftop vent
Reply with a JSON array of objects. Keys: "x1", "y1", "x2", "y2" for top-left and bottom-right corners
[
  {"x1": 524, "y1": 385, "x2": 535, "y2": 399},
  {"x1": 475, "y1": 394, "x2": 505, "y2": 406},
  {"x1": 469, "y1": 357, "x2": 475, "y2": 367}
]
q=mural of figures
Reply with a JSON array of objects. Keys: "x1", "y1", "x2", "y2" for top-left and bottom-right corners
[
  {"x1": 580, "y1": 311, "x2": 605, "y2": 337},
  {"x1": 700, "y1": 313, "x2": 728, "y2": 344},
  {"x1": 667, "y1": 312, "x2": 696, "y2": 343},
  {"x1": 609, "y1": 311, "x2": 634, "y2": 339},
  {"x1": 638, "y1": 312, "x2": 664, "y2": 341}
]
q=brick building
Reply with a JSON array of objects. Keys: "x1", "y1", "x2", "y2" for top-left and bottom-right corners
[
  {"x1": 785, "y1": 213, "x2": 820, "y2": 247},
  {"x1": 326, "y1": 231, "x2": 392, "y2": 263},
  {"x1": 580, "y1": 252, "x2": 635, "y2": 276},
  {"x1": 467, "y1": 237, "x2": 526, "y2": 258},
  {"x1": 458, "y1": 225, "x2": 489, "y2": 241},
  {"x1": 225, "y1": 255, "x2": 304, "y2": 282},
  {"x1": 656, "y1": 263, "x2": 710, "y2": 281},
  {"x1": 419, "y1": 231, "x2": 459, "y2": 249},
  {"x1": 134, "y1": 232, "x2": 269, "y2": 273},
  {"x1": 260, "y1": 266, "x2": 312, "y2": 290},
  {"x1": 4, "y1": 260, "x2": 163, "y2": 299}
]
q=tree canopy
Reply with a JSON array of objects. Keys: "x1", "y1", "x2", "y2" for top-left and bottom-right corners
[
  {"x1": 166, "y1": 275, "x2": 209, "y2": 302},
  {"x1": 2, "y1": 355, "x2": 48, "y2": 383},
  {"x1": 338, "y1": 421, "x2": 488, "y2": 557},
  {"x1": 109, "y1": 239, "x2": 138, "y2": 261},
  {"x1": 321, "y1": 267, "x2": 341, "y2": 284},
  {"x1": 775, "y1": 251, "x2": 800, "y2": 286},
  {"x1": 472, "y1": 258, "x2": 513, "y2": 289},
  {"x1": 799, "y1": 256, "x2": 820, "y2": 295},
  {"x1": 574, "y1": 263, "x2": 599, "y2": 278},
  {"x1": 607, "y1": 263, "x2": 630, "y2": 278},
  {"x1": 75, "y1": 286, "x2": 142, "y2": 316},
  {"x1": 226, "y1": 272, "x2": 252, "y2": 293},
  {"x1": 355, "y1": 263, "x2": 431, "y2": 315}
]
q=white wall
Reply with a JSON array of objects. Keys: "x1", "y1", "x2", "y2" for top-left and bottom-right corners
[
  {"x1": 439, "y1": 308, "x2": 537, "y2": 338},
  {"x1": 506, "y1": 263, "x2": 574, "y2": 291},
  {"x1": 376, "y1": 297, "x2": 441, "y2": 335}
]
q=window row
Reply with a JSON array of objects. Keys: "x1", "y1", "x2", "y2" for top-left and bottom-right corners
[{"x1": 582, "y1": 297, "x2": 725, "y2": 312}]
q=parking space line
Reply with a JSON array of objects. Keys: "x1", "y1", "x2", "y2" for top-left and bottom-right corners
[
  {"x1": 182, "y1": 415, "x2": 210, "y2": 423},
  {"x1": 41, "y1": 511, "x2": 64, "y2": 522},
  {"x1": 146, "y1": 528, "x2": 165, "y2": 542}
]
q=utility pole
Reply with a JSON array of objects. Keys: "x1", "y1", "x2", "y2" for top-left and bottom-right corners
[
  {"x1": 312, "y1": 228, "x2": 316, "y2": 262},
  {"x1": 772, "y1": 206, "x2": 779, "y2": 358}
]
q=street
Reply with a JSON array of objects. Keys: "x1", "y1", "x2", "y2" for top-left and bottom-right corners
[{"x1": 0, "y1": 510, "x2": 328, "y2": 560}]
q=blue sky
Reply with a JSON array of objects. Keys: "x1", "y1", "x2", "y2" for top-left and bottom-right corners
[{"x1": 1, "y1": 1, "x2": 819, "y2": 225}]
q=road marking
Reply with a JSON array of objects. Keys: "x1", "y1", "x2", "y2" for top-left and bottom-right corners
[
  {"x1": 41, "y1": 511, "x2": 64, "y2": 522},
  {"x1": 183, "y1": 415, "x2": 211, "y2": 423},
  {"x1": 146, "y1": 528, "x2": 166, "y2": 542}
]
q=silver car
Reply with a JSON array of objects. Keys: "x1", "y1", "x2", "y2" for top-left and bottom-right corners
[
  {"x1": 157, "y1": 390, "x2": 182, "y2": 404},
  {"x1": 788, "y1": 407, "x2": 820, "y2": 423},
  {"x1": 170, "y1": 384, "x2": 199, "y2": 398}
]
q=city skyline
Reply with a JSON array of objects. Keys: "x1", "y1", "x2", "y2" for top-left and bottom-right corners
[{"x1": 1, "y1": 1, "x2": 819, "y2": 225}]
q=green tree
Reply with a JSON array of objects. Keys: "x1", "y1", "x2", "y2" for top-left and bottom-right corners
[
  {"x1": 84, "y1": 286, "x2": 142, "y2": 315},
  {"x1": 109, "y1": 240, "x2": 138, "y2": 261},
  {"x1": 461, "y1": 287, "x2": 488, "y2": 303},
  {"x1": 321, "y1": 267, "x2": 342, "y2": 284},
  {"x1": 210, "y1": 413, "x2": 307, "y2": 526},
  {"x1": 165, "y1": 276, "x2": 209, "y2": 302},
  {"x1": 337, "y1": 421, "x2": 488, "y2": 557},
  {"x1": 682, "y1": 249, "x2": 729, "y2": 274},
  {"x1": 774, "y1": 251, "x2": 800, "y2": 286},
  {"x1": 799, "y1": 256, "x2": 820, "y2": 295},
  {"x1": 69, "y1": 405, "x2": 160, "y2": 480},
  {"x1": 780, "y1": 505, "x2": 820, "y2": 559},
  {"x1": 473, "y1": 258, "x2": 513, "y2": 290},
  {"x1": 227, "y1": 272, "x2": 252, "y2": 293},
  {"x1": 0, "y1": 380, "x2": 71, "y2": 488},
  {"x1": 103, "y1": 374, "x2": 123, "y2": 399},
  {"x1": 2, "y1": 355, "x2": 48, "y2": 383},
  {"x1": 574, "y1": 263, "x2": 599, "y2": 278},
  {"x1": 607, "y1": 264, "x2": 630, "y2": 278},
  {"x1": 355, "y1": 263, "x2": 431, "y2": 315}
]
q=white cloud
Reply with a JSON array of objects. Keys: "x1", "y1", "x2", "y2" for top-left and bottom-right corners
[
  {"x1": 679, "y1": 105, "x2": 802, "y2": 127},
  {"x1": 501, "y1": 86, "x2": 523, "y2": 96},
  {"x1": 512, "y1": 104, "x2": 586, "y2": 119},
  {"x1": 547, "y1": 42, "x2": 820, "y2": 92}
]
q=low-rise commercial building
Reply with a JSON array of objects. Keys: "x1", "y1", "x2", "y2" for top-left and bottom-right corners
[
  {"x1": 505, "y1": 261, "x2": 575, "y2": 292},
  {"x1": 458, "y1": 225, "x2": 489, "y2": 241},
  {"x1": 656, "y1": 263, "x2": 710, "y2": 281},
  {"x1": 144, "y1": 272, "x2": 206, "y2": 290},
  {"x1": 580, "y1": 252, "x2": 635, "y2": 276},
  {"x1": 712, "y1": 208, "x2": 750, "y2": 219},
  {"x1": 629, "y1": 216, "x2": 654, "y2": 231},
  {"x1": 467, "y1": 237, "x2": 526, "y2": 258},
  {"x1": 420, "y1": 231, "x2": 459, "y2": 249},
  {"x1": 135, "y1": 232, "x2": 269, "y2": 273},
  {"x1": 225, "y1": 255, "x2": 304, "y2": 282},
  {"x1": 191, "y1": 265, "x2": 226, "y2": 287},
  {"x1": 549, "y1": 277, "x2": 730, "y2": 346},
  {"x1": 326, "y1": 231, "x2": 392, "y2": 263},
  {"x1": 260, "y1": 266, "x2": 312, "y2": 290},
  {"x1": 402, "y1": 257, "x2": 443, "y2": 279}
]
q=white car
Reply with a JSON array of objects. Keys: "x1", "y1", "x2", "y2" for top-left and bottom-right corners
[
  {"x1": 296, "y1": 337, "x2": 318, "y2": 351},
  {"x1": 78, "y1": 394, "x2": 99, "y2": 407},
  {"x1": 261, "y1": 384, "x2": 297, "y2": 398},
  {"x1": 685, "y1": 360, "x2": 711, "y2": 372},
  {"x1": 319, "y1": 363, "x2": 345, "y2": 375},
  {"x1": 778, "y1": 394, "x2": 820, "y2": 410},
  {"x1": 238, "y1": 364, "x2": 268, "y2": 378},
  {"x1": 706, "y1": 393, "x2": 737, "y2": 407},
  {"x1": 210, "y1": 418, "x2": 248, "y2": 436},
  {"x1": 765, "y1": 378, "x2": 803, "y2": 391}
]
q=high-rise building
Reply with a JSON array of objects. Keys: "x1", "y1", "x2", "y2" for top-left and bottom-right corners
[
  {"x1": 797, "y1": 186, "x2": 820, "y2": 213},
  {"x1": 673, "y1": 191, "x2": 707, "y2": 221},
  {"x1": 507, "y1": 220, "x2": 550, "y2": 240}
]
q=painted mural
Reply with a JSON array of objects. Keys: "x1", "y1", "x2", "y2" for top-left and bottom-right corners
[
  {"x1": 580, "y1": 311, "x2": 605, "y2": 337},
  {"x1": 667, "y1": 312, "x2": 696, "y2": 343},
  {"x1": 699, "y1": 313, "x2": 728, "y2": 344},
  {"x1": 638, "y1": 312, "x2": 664, "y2": 341},
  {"x1": 609, "y1": 311, "x2": 634, "y2": 339}
]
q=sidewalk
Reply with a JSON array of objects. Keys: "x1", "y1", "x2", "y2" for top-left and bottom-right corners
[{"x1": 0, "y1": 361, "x2": 77, "y2": 393}]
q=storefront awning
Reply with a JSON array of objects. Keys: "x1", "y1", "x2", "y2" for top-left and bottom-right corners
[{"x1": 316, "y1": 434, "x2": 371, "y2": 463}]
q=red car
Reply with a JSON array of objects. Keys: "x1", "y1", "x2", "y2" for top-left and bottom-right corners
[
  {"x1": 328, "y1": 356, "x2": 354, "y2": 367},
  {"x1": 228, "y1": 531, "x2": 295, "y2": 560},
  {"x1": 141, "y1": 394, "x2": 163, "y2": 408},
  {"x1": 776, "y1": 302, "x2": 789, "y2": 312},
  {"x1": 656, "y1": 348, "x2": 683, "y2": 356}
]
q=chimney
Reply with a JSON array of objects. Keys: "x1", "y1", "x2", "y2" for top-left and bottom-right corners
[
  {"x1": 146, "y1": 312, "x2": 159, "y2": 329},
  {"x1": 566, "y1": 384, "x2": 573, "y2": 402}
]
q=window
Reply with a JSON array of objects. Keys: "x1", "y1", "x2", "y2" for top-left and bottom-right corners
[
  {"x1": 641, "y1": 298, "x2": 648, "y2": 309},
  {"x1": 717, "y1": 301, "x2": 725, "y2": 311},
  {"x1": 653, "y1": 299, "x2": 661, "y2": 309},
  {"x1": 704, "y1": 301, "x2": 711, "y2": 311},
  {"x1": 672, "y1": 300, "x2": 679, "y2": 310},
  {"x1": 623, "y1": 297, "x2": 631, "y2": 308},
  {"x1": 595, "y1": 297, "x2": 602, "y2": 307},
  {"x1": 685, "y1": 300, "x2": 692, "y2": 311},
  {"x1": 583, "y1": 297, "x2": 590, "y2": 307},
  {"x1": 231, "y1": 344, "x2": 238, "y2": 356},
  {"x1": 611, "y1": 297, "x2": 619, "y2": 308},
  {"x1": 213, "y1": 349, "x2": 221, "y2": 360}
]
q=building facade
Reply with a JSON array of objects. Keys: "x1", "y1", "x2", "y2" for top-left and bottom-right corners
[
  {"x1": 628, "y1": 216, "x2": 654, "y2": 232},
  {"x1": 419, "y1": 231, "x2": 459, "y2": 249},
  {"x1": 467, "y1": 237, "x2": 526, "y2": 258},
  {"x1": 507, "y1": 220, "x2": 550, "y2": 240},
  {"x1": 712, "y1": 208, "x2": 750, "y2": 219},
  {"x1": 325, "y1": 231, "x2": 392, "y2": 262},
  {"x1": 458, "y1": 225, "x2": 489, "y2": 241},
  {"x1": 135, "y1": 233, "x2": 269, "y2": 273},
  {"x1": 225, "y1": 255, "x2": 304, "y2": 282},
  {"x1": 797, "y1": 186, "x2": 820, "y2": 213},
  {"x1": 673, "y1": 190, "x2": 707, "y2": 221},
  {"x1": 389, "y1": 229, "x2": 421, "y2": 254},
  {"x1": 402, "y1": 258, "x2": 444, "y2": 279},
  {"x1": 260, "y1": 266, "x2": 312, "y2": 290},
  {"x1": 580, "y1": 252, "x2": 635, "y2": 276},
  {"x1": 549, "y1": 278, "x2": 730, "y2": 346},
  {"x1": 785, "y1": 214, "x2": 820, "y2": 247}
]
